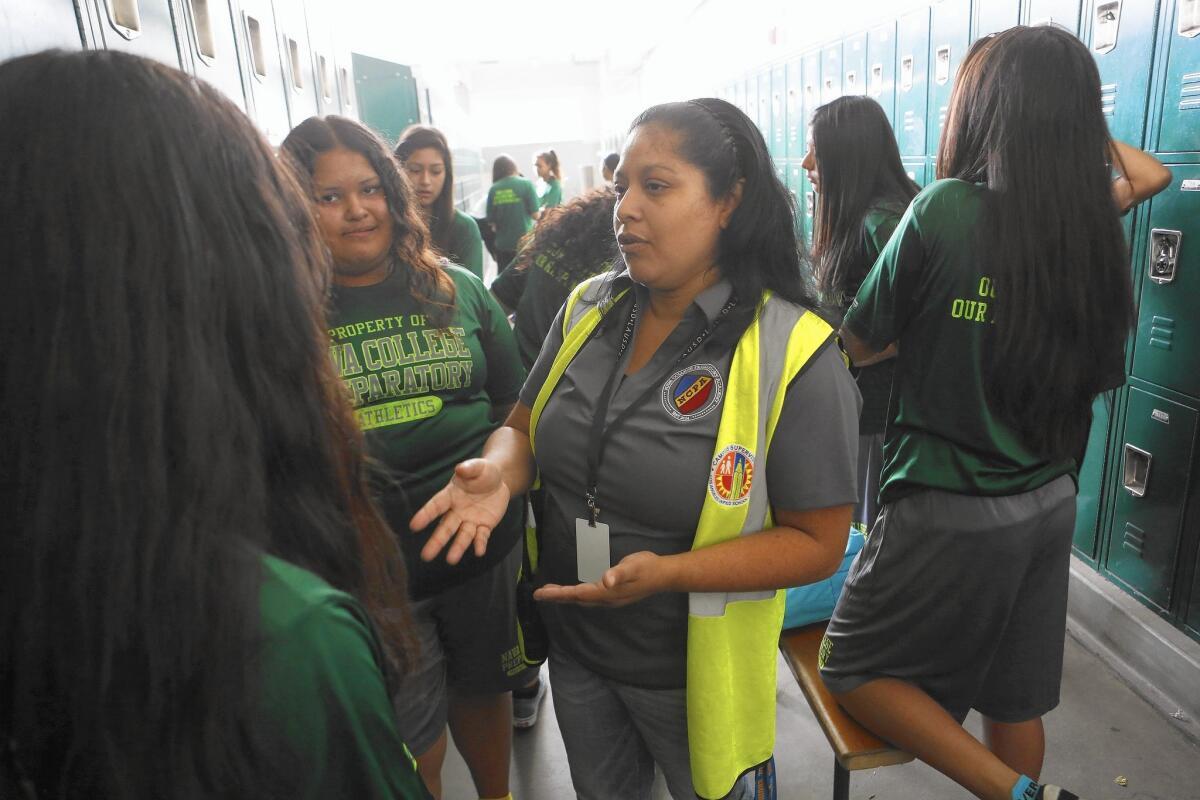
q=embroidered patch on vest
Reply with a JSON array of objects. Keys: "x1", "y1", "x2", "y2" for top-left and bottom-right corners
[
  {"x1": 709, "y1": 444, "x2": 755, "y2": 506},
  {"x1": 661, "y1": 363, "x2": 724, "y2": 423}
]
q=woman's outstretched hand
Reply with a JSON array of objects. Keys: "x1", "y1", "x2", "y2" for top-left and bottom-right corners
[
  {"x1": 410, "y1": 458, "x2": 511, "y2": 565},
  {"x1": 534, "y1": 551, "x2": 670, "y2": 607}
]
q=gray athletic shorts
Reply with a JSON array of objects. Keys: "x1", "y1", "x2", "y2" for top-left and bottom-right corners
[
  {"x1": 387, "y1": 538, "x2": 538, "y2": 755},
  {"x1": 819, "y1": 474, "x2": 1076, "y2": 723}
]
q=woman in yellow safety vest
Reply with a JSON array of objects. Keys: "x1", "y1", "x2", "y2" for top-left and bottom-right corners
[{"x1": 414, "y1": 98, "x2": 861, "y2": 800}]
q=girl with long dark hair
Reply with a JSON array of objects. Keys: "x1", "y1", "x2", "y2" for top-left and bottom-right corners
[
  {"x1": 487, "y1": 154, "x2": 539, "y2": 272},
  {"x1": 413, "y1": 98, "x2": 862, "y2": 799},
  {"x1": 0, "y1": 50, "x2": 428, "y2": 799},
  {"x1": 823, "y1": 26, "x2": 1166, "y2": 800},
  {"x1": 802, "y1": 95, "x2": 920, "y2": 529},
  {"x1": 395, "y1": 125, "x2": 485, "y2": 280},
  {"x1": 281, "y1": 116, "x2": 534, "y2": 800}
]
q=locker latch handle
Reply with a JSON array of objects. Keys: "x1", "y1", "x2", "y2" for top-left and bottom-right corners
[
  {"x1": 1148, "y1": 229, "x2": 1182, "y2": 285},
  {"x1": 1093, "y1": 0, "x2": 1122, "y2": 54},
  {"x1": 870, "y1": 64, "x2": 884, "y2": 96},
  {"x1": 900, "y1": 56, "x2": 914, "y2": 91},
  {"x1": 1181, "y1": 0, "x2": 1200, "y2": 38},
  {"x1": 935, "y1": 46, "x2": 952, "y2": 85},
  {"x1": 105, "y1": 0, "x2": 143, "y2": 40},
  {"x1": 1122, "y1": 444, "x2": 1152, "y2": 498}
]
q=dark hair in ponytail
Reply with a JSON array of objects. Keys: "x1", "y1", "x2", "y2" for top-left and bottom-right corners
[
  {"x1": 939, "y1": 25, "x2": 1134, "y2": 460},
  {"x1": 610, "y1": 97, "x2": 819, "y2": 340},
  {"x1": 536, "y1": 149, "x2": 562, "y2": 180}
]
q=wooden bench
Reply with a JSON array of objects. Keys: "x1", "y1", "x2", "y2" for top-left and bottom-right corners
[{"x1": 779, "y1": 622, "x2": 913, "y2": 800}]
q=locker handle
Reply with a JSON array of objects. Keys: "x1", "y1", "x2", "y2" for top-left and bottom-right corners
[
  {"x1": 1181, "y1": 0, "x2": 1200, "y2": 38},
  {"x1": 1147, "y1": 229, "x2": 1182, "y2": 285},
  {"x1": 1122, "y1": 444, "x2": 1152, "y2": 498},
  {"x1": 870, "y1": 63, "x2": 883, "y2": 97},
  {"x1": 845, "y1": 70, "x2": 858, "y2": 91},
  {"x1": 900, "y1": 56, "x2": 914, "y2": 91},
  {"x1": 188, "y1": 0, "x2": 217, "y2": 63},
  {"x1": 286, "y1": 38, "x2": 304, "y2": 92},
  {"x1": 935, "y1": 46, "x2": 952, "y2": 85},
  {"x1": 105, "y1": 0, "x2": 142, "y2": 40},
  {"x1": 317, "y1": 54, "x2": 333, "y2": 102},
  {"x1": 1092, "y1": 0, "x2": 1122, "y2": 54},
  {"x1": 339, "y1": 67, "x2": 353, "y2": 107},
  {"x1": 244, "y1": 14, "x2": 268, "y2": 80}
]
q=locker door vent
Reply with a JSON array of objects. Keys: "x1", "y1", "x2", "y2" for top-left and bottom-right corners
[
  {"x1": 1150, "y1": 316, "x2": 1175, "y2": 351},
  {"x1": 904, "y1": 109, "x2": 917, "y2": 132},
  {"x1": 1180, "y1": 72, "x2": 1200, "y2": 110},
  {"x1": 1101, "y1": 83, "x2": 1118, "y2": 117},
  {"x1": 1122, "y1": 522, "x2": 1146, "y2": 557}
]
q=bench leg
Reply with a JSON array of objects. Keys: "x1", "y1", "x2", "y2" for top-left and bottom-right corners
[{"x1": 832, "y1": 758, "x2": 849, "y2": 800}]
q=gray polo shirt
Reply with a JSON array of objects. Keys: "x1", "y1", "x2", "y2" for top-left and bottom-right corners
[{"x1": 520, "y1": 273, "x2": 861, "y2": 689}]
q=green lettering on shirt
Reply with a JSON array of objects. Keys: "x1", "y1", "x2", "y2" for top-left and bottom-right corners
[
  {"x1": 492, "y1": 188, "x2": 521, "y2": 205},
  {"x1": 356, "y1": 396, "x2": 444, "y2": 430}
]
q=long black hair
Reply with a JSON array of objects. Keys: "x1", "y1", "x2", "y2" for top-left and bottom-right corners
[
  {"x1": 810, "y1": 96, "x2": 919, "y2": 310},
  {"x1": 0, "y1": 50, "x2": 412, "y2": 798},
  {"x1": 611, "y1": 98, "x2": 819, "y2": 341},
  {"x1": 283, "y1": 115, "x2": 455, "y2": 324},
  {"x1": 938, "y1": 26, "x2": 1135, "y2": 460},
  {"x1": 492, "y1": 154, "x2": 519, "y2": 182},
  {"x1": 395, "y1": 124, "x2": 456, "y2": 258}
]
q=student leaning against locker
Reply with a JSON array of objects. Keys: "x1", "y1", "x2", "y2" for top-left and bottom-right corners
[{"x1": 412, "y1": 97, "x2": 861, "y2": 800}]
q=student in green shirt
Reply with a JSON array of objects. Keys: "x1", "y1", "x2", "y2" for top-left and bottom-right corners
[
  {"x1": 486, "y1": 155, "x2": 539, "y2": 272},
  {"x1": 822, "y1": 27, "x2": 1167, "y2": 800},
  {"x1": 283, "y1": 116, "x2": 535, "y2": 800},
  {"x1": 802, "y1": 95, "x2": 920, "y2": 530},
  {"x1": 0, "y1": 50, "x2": 429, "y2": 800},
  {"x1": 396, "y1": 125, "x2": 485, "y2": 280},
  {"x1": 535, "y1": 149, "x2": 564, "y2": 209}
]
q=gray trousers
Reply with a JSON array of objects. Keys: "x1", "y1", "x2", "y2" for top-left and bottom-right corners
[{"x1": 549, "y1": 647, "x2": 756, "y2": 800}]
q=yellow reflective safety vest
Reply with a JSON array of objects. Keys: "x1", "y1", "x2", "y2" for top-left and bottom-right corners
[{"x1": 529, "y1": 275, "x2": 836, "y2": 799}]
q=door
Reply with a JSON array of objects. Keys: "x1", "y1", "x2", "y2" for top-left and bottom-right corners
[
  {"x1": 868, "y1": 21, "x2": 898, "y2": 127},
  {"x1": 272, "y1": 0, "x2": 319, "y2": 127},
  {"x1": 757, "y1": 69, "x2": 771, "y2": 136},
  {"x1": 353, "y1": 53, "x2": 420, "y2": 145},
  {"x1": 1154, "y1": 0, "x2": 1200, "y2": 153},
  {"x1": 237, "y1": 0, "x2": 290, "y2": 144},
  {"x1": 822, "y1": 41, "x2": 843, "y2": 103},
  {"x1": 788, "y1": 161, "x2": 806, "y2": 244},
  {"x1": 896, "y1": 7, "x2": 931, "y2": 157},
  {"x1": 1088, "y1": 0, "x2": 1162, "y2": 145},
  {"x1": 1075, "y1": 395, "x2": 1117, "y2": 558},
  {"x1": 1131, "y1": 166, "x2": 1200, "y2": 397},
  {"x1": 844, "y1": 32, "x2": 867, "y2": 96},
  {"x1": 1104, "y1": 385, "x2": 1199, "y2": 612},
  {"x1": 771, "y1": 64, "x2": 787, "y2": 161},
  {"x1": 785, "y1": 58, "x2": 803, "y2": 161},
  {"x1": 928, "y1": 0, "x2": 972, "y2": 156},
  {"x1": 89, "y1": 0, "x2": 181, "y2": 66},
  {"x1": 304, "y1": 0, "x2": 339, "y2": 117},
  {"x1": 179, "y1": 0, "x2": 246, "y2": 111},
  {"x1": 801, "y1": 49, "x2": 821, "y2": 144}
]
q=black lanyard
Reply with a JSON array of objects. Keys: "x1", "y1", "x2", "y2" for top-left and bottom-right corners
[{"x1": 583, "y1": 292, "x2": 737, "y2": 525}]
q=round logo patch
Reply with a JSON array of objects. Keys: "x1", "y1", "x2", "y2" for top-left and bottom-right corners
[
  {"x1": 709, "y1": 444, "x2": 755, "y2": 506},
  {"x1": 661, "y1": 363, "x2": 724, "y2": 423}
]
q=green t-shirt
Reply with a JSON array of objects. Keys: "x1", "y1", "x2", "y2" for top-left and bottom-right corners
[
  {"x1": 843, "y1": 179, "x2": 1074, "y2": 503},
  {"x1": 486, "y1": 175, "x2": 538, "y2": 252},
  {"x1": 539, "y1": 178, "x2": 563, "y2": 209},
  {"x1": 328, "y1": 265, "x2": 526, "y2": 597},
  {"x1": 260, "y1": 555, "x2": 432, "y2": 799},
  {"x1": 446, "y1": 209, "x2": 484, "y2": 280},
  {"x1": 853, "y1": 205, "x2": 905, "y2": 436}
]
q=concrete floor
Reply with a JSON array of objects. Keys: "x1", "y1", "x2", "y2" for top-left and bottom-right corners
[{"x1": 439, "y1": 631, "x2": 1200, "y2": 800}]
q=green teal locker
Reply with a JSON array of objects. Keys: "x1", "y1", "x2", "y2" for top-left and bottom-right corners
[
  {"x1": 1088, "y1": 0, "x2": 1162, "y2": 145},
  {"x1": 786, "y1": 59, "x2": 803, "y2": 160},
  {"x1": 897, "y1": 7, "x2": 931, "y2": 157},
  {"x1": 844, "y1": 32, "x2": 868, "y2": 96},
  {"x1": 757, "y1": 70, "x2": 771, "y2": 135},
  {"x1": 928, "y1": 0, "x2": 972, "y2": 156},
  {"x1": 1075, "y1": 395, "x2": 1116, "y2": 559},
  {"x1": 868, "y1": 21, "x2": 898, "y2": 127},
  {"x1": 1104, "y1": 382, "x2": 1199, "y2": 612},
  {"x1": 775, "y1": 162, "x2": 788, "y2": 201},
  {"x1": 1025, "y1": 0, "x2": 1083, "y2": 33},
  {"x1": 1131, "y1": 167, "x2": 1200, "y2": 396},
  {"x1": 179, "y1": 0, "x2": 247, "y2": 112},
  {"x1": 85, "y1": 0, "x2": 181, "y2": 66},
  {"x1": 353, "y1": 54, "x2": 420, "y2": 145},
  {"x1": 903, "y1": 158, "x2": 928, "y2": 186},
  {"x1": 1154, "y1": 0, "x2": 1200, "y2": 153},
  {"x1": 788, "y1": 161, "x2": 807, "y2": 244},
  {"x1": 0, "y1": 0, "x2": 82, "y2": 59},
  {"x1": 304, "y1": 1, "x2": 340, "y2": 117},
  {"x1": 771, "y1": 64, "x2": 787, "y2": 160},
  {"x1": 273, "y1": 0, "x2": 319, "y2": 128},
  {"x1": 746, "y1": 74, "x2": 760, "y2": 130},
  {"x1": 802, "y1": 173, "x2": 817, "y2": 248},
  {"x1": 238, "y1": 0, "x2": 291, "y2": 145},
  {"x1": 801, "y1": 49, "x2": 821, "y2": 144},
  {"x1": 822, "y1": 41, "x2": 843, "y2": 103},
  {"x1": 974, "y1": 0, "x2": 1023, "y2": 40}
]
